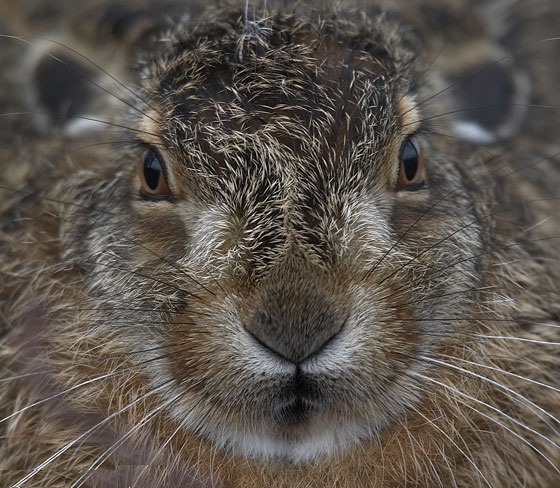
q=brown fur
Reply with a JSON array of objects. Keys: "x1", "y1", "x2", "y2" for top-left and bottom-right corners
[{"x1": 0, "y1": 1, "x2": 559, "y2": 487}]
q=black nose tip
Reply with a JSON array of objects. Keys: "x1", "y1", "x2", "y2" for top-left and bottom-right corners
[{"x1": 245, "y1": 287, "x2": 344, "y2": 363}]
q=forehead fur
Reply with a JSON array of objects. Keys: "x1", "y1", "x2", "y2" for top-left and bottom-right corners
[{"x1": 139, "y1": 8, "x2": 416, "y2": 196}]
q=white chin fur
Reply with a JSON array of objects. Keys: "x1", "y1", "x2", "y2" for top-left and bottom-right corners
[{"x1": 198, "y1": 418, "x2": 380, "y2": 462}]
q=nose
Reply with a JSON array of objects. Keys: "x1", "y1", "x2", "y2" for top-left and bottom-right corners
[{"x1": 244, "y1": 284, "x2": 345, "y2": 364}]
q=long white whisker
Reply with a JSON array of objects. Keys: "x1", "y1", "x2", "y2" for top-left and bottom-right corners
[
  {"x1": 416, "y1": 373, "x2": 560, "y2": 474},
  {"x1": 1, "y1": 364, "x2": 149, "y2": 424},
  {"x1": 474, "y1": 335, "x2": 560, "y2": 345},
  {"x1": 128, "y1": 388, "x2": 207, "y2": 488},
  {"x1": 436, "y1": 353, "x2": 560, "y2": 393},
  {"x1": 70, "y1": 389, "x2": 189, "y2": 488},
  {"x1": 421, "y1": 355, "x2": 560, "y2": 426},
  {"x1": 409, "y1": 406, "x2": 490, "y2": 488},
  {"x1": 10, "y1": 379, "x2": 174, "y2": 488}
]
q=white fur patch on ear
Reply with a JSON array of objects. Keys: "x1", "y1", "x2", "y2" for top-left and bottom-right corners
[
  {"x1": 62, "y1": 117, "x2": 108, "y2": 137},
  {"x1": 452, "y1": 121, "x2": 496, "y2": 144}
]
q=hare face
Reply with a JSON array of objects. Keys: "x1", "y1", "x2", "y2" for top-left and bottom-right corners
[{"x1": 1, "y1": 1, "x2": 559, "y2": 487}]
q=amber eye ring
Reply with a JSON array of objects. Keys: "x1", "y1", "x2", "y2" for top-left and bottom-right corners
[
  {"x1": 139, "y1": 149, "x2": 171, "y2": 199},
  {"x1": 397, "y1": 137, "x2": 425, "y2": 190}
]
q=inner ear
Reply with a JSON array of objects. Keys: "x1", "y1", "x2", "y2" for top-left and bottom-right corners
[
  {"x1": 440, "y1": 43, "x2": 531, "y2": 144},
  {"x1": 23, "y1": 41, "x2": 108, "y2": 136}
]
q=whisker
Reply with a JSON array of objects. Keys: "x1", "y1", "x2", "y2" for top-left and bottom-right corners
[
  {"x1": 409, "y1": 406, "x2": 491, "y2": 488},
  {"x1": 9, "y1": 379, "x2": 175, "y2": 488},
  {"x1": 78, "y1": 315, "x2": 214, "y2": 327},
  {"x1": 76, "y1": 255, "x2": 203, "y2": 301},
  {"x1": 473, "y1": 335, "x2": 560, "y2": 346},
  {"x1": 0, "y1": 111, "x2": 160, "y2": 138},
  {"x1": 65, "y1": 139, "x2": 166, "y2": 156},
  {"x1": 363, "y1": 148, "x2": 560, "y2": 282},
  {"x1": 378, "y1": 317, "x2": 560, "y2": 328},
  {"x1": 374, "y1": 199, "x2": 560, "y2": 289},
  {"x1": 379, "y1": 234, "x2": 560, "y2": 303},
  {"x1": 435, "y1": 353, "x2": 560, "y2": 394},
  {"x1": 127, "y1": 410, "x2": 193, "y2": 488},
  {"x1": 1, "y1": 185, "x2": 216, "y2": 298},
  {"x1": 421, "y1": 355, "x2": 560, "y2": 426},
  {"x1": 404, "y1": 103, "x2": 554, "y2": 128},
  {"x1": 416, "y1": 373, "x2": 560, "y2": 474},
  {"x1": 0, "y1": 371, "x2": 45, "y2": 383},
  {"x1": 69, "y1": 388, "x2": 191, "y2": 488},
  {"x1": 0, "y1": 354, "x2": 170, "y2": 425},
  {"x1": 403, "y1": 425, "x2": 423, "y2": 483},
  {"x1": 384, "y1": 285, "x2": 496, "y2": 308},
  {"x1": 3, "y1": 337, "x2": 214, "y2": 396},
  {"x1": 418, "y1": 126, "x2": 497, "y2": 157}
]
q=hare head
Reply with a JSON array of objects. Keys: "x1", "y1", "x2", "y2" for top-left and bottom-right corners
[{"x1": 1, "y1": 1, "x2": 558, "y2": 487}]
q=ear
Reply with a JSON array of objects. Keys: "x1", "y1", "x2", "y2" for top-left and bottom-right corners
[
  {"x1": 22, "y1": 39, "x2": 114, "y2": 137},
  {"x1": 439, "y1": 41, "x2": 531, "y2": 144},
  {"x1": 21, "y1": 1, "x2": 192, "y2": 137}
]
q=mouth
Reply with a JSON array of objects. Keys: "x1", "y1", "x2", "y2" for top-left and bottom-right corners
[
  {"x1": 274, "y1": 395, "x2": 315, "y2": 425},
  {"x1": 271, "y1": 368, "x2": 324, "y2": 427}
]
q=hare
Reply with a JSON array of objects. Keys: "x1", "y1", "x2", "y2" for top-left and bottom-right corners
[{"x1": 0, "y1": 1, "x2": 559, "y2": 487}]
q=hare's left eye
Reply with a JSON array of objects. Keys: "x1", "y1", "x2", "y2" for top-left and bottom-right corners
[
  {"x1": 398, "y1": 137, "x2": 425, "y2": 190},
  {"x1": 139, "y1": 149, "x2": 170, "y2": 199}
]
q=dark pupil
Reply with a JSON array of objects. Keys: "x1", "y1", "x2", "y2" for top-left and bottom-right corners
[
  {"x1": 402, "y1": 140, "x2": 419, "y2": 181},
  {"x1": 144, "y1": 152, "x2": 162, "y2": 190}
]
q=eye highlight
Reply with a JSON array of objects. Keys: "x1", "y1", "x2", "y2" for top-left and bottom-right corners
[
  {"x1": 139, "y1": 149, "x2": 170, "y2": 199},
  {"x1": 398, "y1": 137, "x2": 425, "y2": 190}
]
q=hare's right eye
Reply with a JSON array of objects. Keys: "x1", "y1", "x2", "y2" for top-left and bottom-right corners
[
  {"x1": 139, "y1": 150, "x2": 170, "y2": 198},
  {"x1": 397, "y1": 137, "x2": 425, "y2": 191}
]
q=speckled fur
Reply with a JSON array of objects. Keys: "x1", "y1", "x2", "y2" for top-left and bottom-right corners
[{"x1": 0, "y1": 1, "x2": 559, "y2": 487}]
